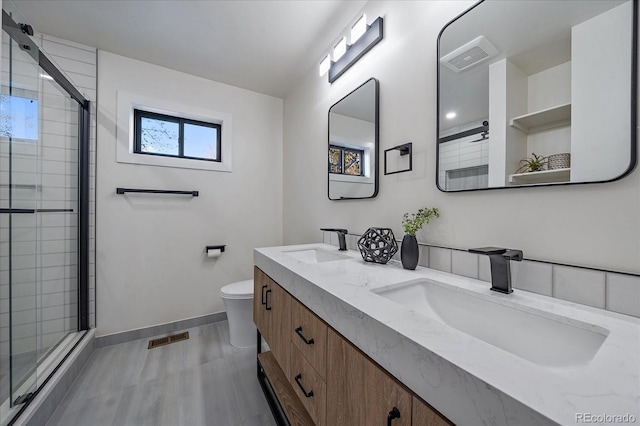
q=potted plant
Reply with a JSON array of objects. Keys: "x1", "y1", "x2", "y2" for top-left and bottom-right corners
[
  {"x1": 401, "y1": 207, "x2": 440, "y2": 270},
  {"x1": 515, "y1": 153, "x2": 548, "y2": 174}
]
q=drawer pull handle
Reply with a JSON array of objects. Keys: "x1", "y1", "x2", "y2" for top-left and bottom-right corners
[
  {"x1": 295, "y1": 327, "x2": 315, "y2": 345},
  {"x1": 265, "y1": 289, "x2": 272, "y2": 310},
  {"x1": 260, "y1": 285, "x2": 268, "y2": 305},
  {"x1": 387, "y1": 407, "x2": 401, "y2": 426},
  {"x1": 294, "y1": 374, "x2": 314, "y2": 398}
]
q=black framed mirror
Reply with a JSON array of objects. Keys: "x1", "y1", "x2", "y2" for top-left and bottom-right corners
[
  {"x1": 328, "y1": 78, "x2": 379, "y2": 200},
  {"x1": 437, "y1": 0, "x2": 637, "y2": 192}
]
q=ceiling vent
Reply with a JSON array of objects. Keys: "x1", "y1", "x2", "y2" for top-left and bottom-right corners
[{"x1": 440, "y1": 36, "x2": 499, "y2": 73}]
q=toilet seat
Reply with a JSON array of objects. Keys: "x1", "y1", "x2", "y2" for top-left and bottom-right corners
[{"x1": 220, "y1": 279, "x2": 254, "y2": 300}]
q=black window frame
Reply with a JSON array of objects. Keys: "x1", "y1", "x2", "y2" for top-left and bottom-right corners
[
  {"x1": 133, "y1": 109, "x2": 222, "y2": 162},
  {"x1": 329, "y1": 144, "x2": 365, "y2": 176}
]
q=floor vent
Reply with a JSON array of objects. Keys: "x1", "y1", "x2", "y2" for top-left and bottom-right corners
[{"x1": 148, "y1": 331, "x2": 189, "y2": 349}]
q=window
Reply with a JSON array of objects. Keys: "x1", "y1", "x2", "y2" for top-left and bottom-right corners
[
  {"x1": 329, "y1": 145, "x2": 364, "y2": 176},
  {"x1": 134, "y1": 109, "x2": 221, "y2": 162},
  {"x1": 0, "y1": 95, "x2": 38, "y2": 140}
]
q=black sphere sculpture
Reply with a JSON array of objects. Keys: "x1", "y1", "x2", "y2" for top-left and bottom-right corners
[{"x1": 357, "y1": 227, "x2": 398, "y2": 264}]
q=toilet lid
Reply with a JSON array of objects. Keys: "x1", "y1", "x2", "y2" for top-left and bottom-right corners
[{"x1": 220, "y1": 279, "x2": 254, "y2": 299}]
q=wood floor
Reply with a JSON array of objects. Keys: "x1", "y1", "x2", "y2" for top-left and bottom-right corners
[{"x1": 46, "y1": 321, "x2": 276, "y2": 426}]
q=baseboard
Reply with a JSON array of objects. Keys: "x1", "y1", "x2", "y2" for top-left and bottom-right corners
[{"x1": 94, "y1": 311, "x2": 228, "y2": 348}]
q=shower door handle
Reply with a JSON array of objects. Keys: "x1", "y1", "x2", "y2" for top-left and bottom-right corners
[
  {"x1": 0, "y1": 208, "x2": 35, "y2": 213},
  {"x1": 0, "y1": 209, "x2": 74, "y2": 214}
]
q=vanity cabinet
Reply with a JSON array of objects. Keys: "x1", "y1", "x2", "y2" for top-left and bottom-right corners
[
  {"x1": 327, "y1": 328, "x2": 412, "y2": 426},
  {"x1": 290, "y1": 343, "x2": 327, "y2": 425},
  {"x1": 413, "y1": 397, "x2": 450, "y2": 426},
  {"x1": 254, "y1": 267, "x2": 451, "y2": 426},
  {"x1": 254, "y1": 266, "x2": 291, "y2": 378},
  {"x1": 291, "y1": 298, "x2": 328, "y2": 379}
]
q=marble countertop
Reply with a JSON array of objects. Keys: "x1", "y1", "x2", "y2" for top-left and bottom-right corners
[{"x1": 254, "y1": 243, "x2": 640, "y2": 426}]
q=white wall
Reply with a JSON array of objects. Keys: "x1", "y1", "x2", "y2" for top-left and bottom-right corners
[
  {"x1": 571, "y1": 1, "x2": 632, "y2": 182},
  {"x1": 488, "y1": 59, "x2": 528, "y2": 185},
  {"x1": 526, "y1": 62, "x2": 571, "y2": 158},
  {"x1": 283, "y1": 0, "x2": 640, "y2": 274},
  {"x1": 96, "y1": 51, "x2": 283, "y2": 336}
]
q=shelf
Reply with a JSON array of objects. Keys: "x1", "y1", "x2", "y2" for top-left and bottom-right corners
[
  {"x1": 510, "y1": 103, "x2": 571, "y2": 134},
  {"x1": 258, "y1": 351, "x2": 315, "y2": 425},
  {"x1": 509, "y1": 168, "x2": 570, "y2": 184}
]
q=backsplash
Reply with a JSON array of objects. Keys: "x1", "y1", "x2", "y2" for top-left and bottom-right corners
[{"x1": 323, "y1": 231, "x2": 640, "y2": 319}]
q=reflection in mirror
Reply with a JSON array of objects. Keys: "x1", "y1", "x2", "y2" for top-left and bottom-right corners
[
  {"x1": 328, "y1": 78, "x2": 379, "y2": 200},
  {"x1": 437, "y1": 0, "x2": 636, "y2": 191}
]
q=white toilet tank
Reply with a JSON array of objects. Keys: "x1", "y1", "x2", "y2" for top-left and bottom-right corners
[{"x1": 220, "y1": 279, "x2": 255, "y2": 348}]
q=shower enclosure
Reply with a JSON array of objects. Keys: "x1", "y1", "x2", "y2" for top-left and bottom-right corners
[{"x1": 0, "y1": 5, "x2": 89, "y2": 425}]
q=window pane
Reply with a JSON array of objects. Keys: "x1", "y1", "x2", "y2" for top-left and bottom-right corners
[
  {"x1": 344, "y1": 149, "x2": 362, "y2": 175},
  {"x1": 184, "y1": 123, "x2": 218, "y2": 160},
  {"x1": 329, "y1": 146, "x2": 342, "y2": 173},
  {"x1": 0, "y1": 95, "x2": 38, "y2": 140},
  {"x1": 140, "y1": 117, "x2": 179, "y2": 155}
]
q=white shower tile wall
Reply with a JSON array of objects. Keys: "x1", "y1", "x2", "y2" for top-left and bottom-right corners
[
  {"x1": 323, "y1": 231, "x2": 640, "y2": 319},
  {"x1": 39, "y1": 34, "x2": 97, "y2": 330},
  {"x1": 0, "y1": 34, "x2": 96, "y2": 358}
]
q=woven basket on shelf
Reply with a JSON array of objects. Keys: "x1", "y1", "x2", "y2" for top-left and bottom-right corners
[{"x1": 548, "y1": 153, "x2": 570, "y2": 170}]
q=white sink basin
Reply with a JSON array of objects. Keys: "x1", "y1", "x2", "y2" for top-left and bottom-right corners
[
  {"x1": 283, "y1": 248, "x2": 351, "y2": 264},
  {"x1": 373, "y1": 279, "x2": 608, "y2": 368}
]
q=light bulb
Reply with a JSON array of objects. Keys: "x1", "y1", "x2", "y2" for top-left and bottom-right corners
[
  {"x1": 351, "y1": 15, "x2": 367, "y2": 43},
  {"x1": 333, "y1": 37, "x2": 347, "y2": 62}
]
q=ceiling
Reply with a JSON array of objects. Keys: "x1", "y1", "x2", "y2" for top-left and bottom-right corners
[{"x1": 11, "y1": 0, "x2": 367, "y2": 98}]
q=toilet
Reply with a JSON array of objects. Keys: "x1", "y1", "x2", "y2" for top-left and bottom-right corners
[{"x1": 220, "y1": 279, "x2": 256, "y2": 348}]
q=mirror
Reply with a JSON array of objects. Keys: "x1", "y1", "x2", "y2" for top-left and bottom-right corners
[
  {"x1": 328, "y1": 78, "x2": 379, "y2": 200},
  {"x1": 437, "y1": 0, "x2": 637, "y2": 191}
]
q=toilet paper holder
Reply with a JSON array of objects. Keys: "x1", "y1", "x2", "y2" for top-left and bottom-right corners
[{"x1": 205, "y1": 245, "x2": 226, "y2": 257}]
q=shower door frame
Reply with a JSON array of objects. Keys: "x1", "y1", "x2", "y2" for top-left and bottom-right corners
[
  {"x1": 2, "y1": 9, "x2": 90, "y2": 332},
  {"x1": 1, "y1": 9, "x2": 91, "y2": 423}
]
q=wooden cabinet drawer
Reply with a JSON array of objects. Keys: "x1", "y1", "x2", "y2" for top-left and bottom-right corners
[
  {"x1": 363, "y1": 358, "x2": 411, "y2": 426},
  {"x1": 412, "y1": 396, "x2": 451, "y2": 426},
  {"x1": 291, "y1": 298, "x2": 328, "y2": 379},
  {"x1": 254, "y1": 267, "x2": 291, "y2": 379},
  {"x1": 290, "y1": 343, "x2": 326, "y2": 426},
  {"x1": 269, "y1": 280, "x2": 291, "y2": 379},
  {"x1": 253, "y1": 266, "x2": 269, "y2": 338}
]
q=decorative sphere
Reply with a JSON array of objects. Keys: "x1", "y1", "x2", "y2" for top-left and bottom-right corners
[{"x1": 357, "y1": 227, "x2": 398, "y2": 264}]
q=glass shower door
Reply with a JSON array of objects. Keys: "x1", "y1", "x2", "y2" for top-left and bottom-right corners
[
  {"x1": 0, "y1": 4, "x2": 88, "y2": 424},
  {"x1": 0, "y1": 21, "x2": 41, "y2": 417}
]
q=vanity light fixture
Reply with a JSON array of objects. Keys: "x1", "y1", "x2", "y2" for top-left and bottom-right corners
[
  {"x1": 319, "y1": 15, "x2": 384, "y2": 83},
  {"x1": 319, "y1": 54, "x2": 331, "y2": 76},
  {"x1": 351, "y1": 14, "x2": 367, "y2": 43},
  {"x1": 333, "y1": 37, "x2": 347, "y2": 62},
  {"x1": 446, "y1": 111, "x2": 456, "y2": 119}
]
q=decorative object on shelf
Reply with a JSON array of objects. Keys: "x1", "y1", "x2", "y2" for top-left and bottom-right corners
[
  {"x1": 357, "y1": 227, "x2": 398, "y2": 264},
  {"x1": 384, "y1": 142, "x2": 413, "y2": 175},
  {"x1": 548, "y1": 153, "x2": 571, "y2": 170},
  {"x1": 515, "y1": 153, "x2": 548, "y2": 174},
  {"x1": 401, "y1": 207, "x2": 440, "y2": 270}
]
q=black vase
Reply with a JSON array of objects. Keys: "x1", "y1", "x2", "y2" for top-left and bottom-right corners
[{"x1": 401, "y1": 235, "x2": 419, "y2": 270}]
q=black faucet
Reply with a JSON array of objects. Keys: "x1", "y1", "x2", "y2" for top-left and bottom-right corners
[
  {"x1": 469, "y1": 247, "x2": 523, "y2": 294},
  {"x1": 320, "y1": 228, "x2": 348, "y2": 251}
]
